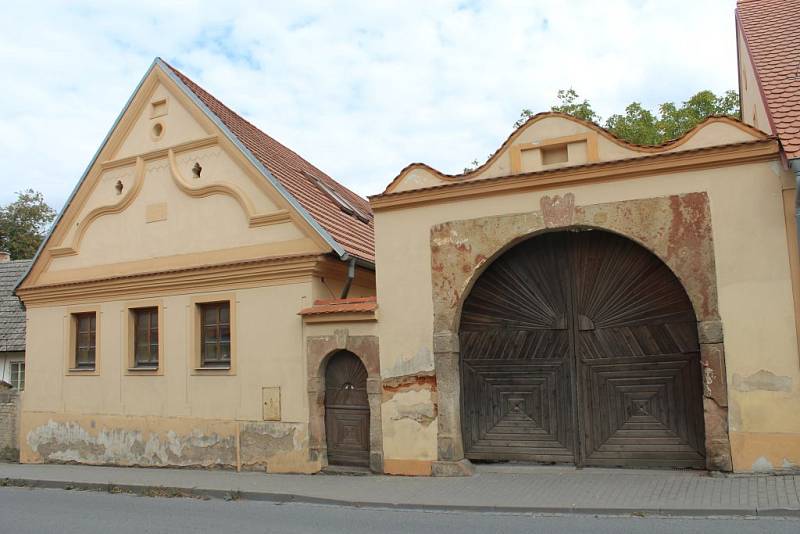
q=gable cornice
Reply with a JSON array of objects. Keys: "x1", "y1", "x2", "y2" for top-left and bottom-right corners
[
  {"x1": 381, "y1": 113, "x2": 769, "y2": 195},
  {"x1": 370, "y1": 138, "x2": 779, "y2": 211}
]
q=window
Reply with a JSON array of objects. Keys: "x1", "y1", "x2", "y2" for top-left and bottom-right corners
[
  {"x1": 74, "y1": 312, "x2": 97, "y2": 369},
  {"x1": 10, "y1": 361, "x2": 24, "y2": 391},
  {"x1": 199, "y1": 302, "x2": 231, "y2": 368},
  {"x1": 304, "y1": 171, "x2": 371, "y2": 223},
  {"x1": 133, "y1": 307, "x2": 159, "y2": 368}
]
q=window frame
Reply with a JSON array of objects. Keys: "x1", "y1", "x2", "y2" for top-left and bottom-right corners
[
  {"x1": 10, "y1": 361, "x2": 24, "y2": 391},
  {"x1": 199, "y1": 301, "x2": 231, "y2": 368},
  {"x1": 191, "y1": 294, "x2": 236, "y2": 375},
  {"x1": 65, "y1": 307, "x2": 101, "y2": 375},
  {"x1": 125, "y1": 300, "x2": 164, "y2": 376}
]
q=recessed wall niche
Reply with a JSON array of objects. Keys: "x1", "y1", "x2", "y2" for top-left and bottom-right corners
[
  {"x1": 150, "y1": 97, "x2": 168, "y2": 118},
  {"x1": 151, "y1": 122, "x2": 165, "y2": 140}
]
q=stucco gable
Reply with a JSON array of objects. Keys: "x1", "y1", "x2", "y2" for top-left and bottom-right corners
[
  {"x1": 382, "y1": 113, "x2": 769, "y2": 195},
  {"x1": 19, "y1": 64, "x2": 331, "y2": 290}
]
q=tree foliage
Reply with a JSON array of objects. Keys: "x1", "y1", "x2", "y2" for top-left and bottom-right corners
[
  {"x1": 465, "y1": 88, "x2": 740, "y2": 172},
  {"x1": 517, "y1": 88, "x2": 601, "y2": 128},
  {"x1": 543, "y1": 88, "x2": 740, "y2": 145},
  {"x1": 603, "y1": 90, "x2": 740, "y2": 145},
  {"x1": 0, "y1": 190, "x2": 57, "y2": 260}
]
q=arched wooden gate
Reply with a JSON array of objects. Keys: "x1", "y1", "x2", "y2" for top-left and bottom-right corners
[{"x1": 459, "y1": 229, "x2": 706, "y2": 468}]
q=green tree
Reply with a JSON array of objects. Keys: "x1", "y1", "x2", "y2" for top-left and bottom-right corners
[
  {"x1": 510, "y1": 88, "x2": 740, "y2": 146},
  {"x1": 0, "y1": 190, "x2": 57, "y2": 260}
]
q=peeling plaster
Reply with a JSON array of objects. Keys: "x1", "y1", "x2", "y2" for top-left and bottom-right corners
[
  {"x1": 391, "y1": 403, "x2": 437, "y2": 426},
  {"x1": 27, "y1": 420, "x2": 236, "y2": 467},
  {"x1": 384, "y1": 347, "x2": 434, "y2": 379},
  {"x1": 239, "y1": 422, "x2": 306, "y2": 471},
  {"x1": 383, "y1": 389, "x2": 438, "y2": 430},
  {"x1": 733, "y1": 370, "x2": 792, "y2": 392},
  {"x1": 752, "y1": 456, "x2": 774, "y2": 472},
  {"x1": 382, "y1": 371, "x2": 437, "y2": 401}
]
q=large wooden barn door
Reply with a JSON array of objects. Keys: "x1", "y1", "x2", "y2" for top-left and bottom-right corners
[
  {"x1": 459, "y1": 230, "x2": 705, "y2": 468},
  {"x1": 325, "y1": 351, "x2": 370, "y2": 467},
  {"x1": 460, "y1": 232, "x2": 577, "y2": 464}
]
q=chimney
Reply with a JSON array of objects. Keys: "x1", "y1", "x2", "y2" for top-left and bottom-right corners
[{"x1": 0, "y1": 251, "x2": 10, "y2": 263}]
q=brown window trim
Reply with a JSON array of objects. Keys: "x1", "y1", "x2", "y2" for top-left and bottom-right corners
[
  {"x1": 198, "y1": 301, "x2": 231, "y2": 369},
  {"x1": 124, "y1": 300, "x2": 164, "y2": 376},
  {"x1": 191, "y1": 294, "x2": 236, "y2": 375},
  {"x1": 73, "y1": 312, "x2": 97, "y2": 370},
  {"x1": 133, "y1": 307, "x2": 159, "y2": 368}
]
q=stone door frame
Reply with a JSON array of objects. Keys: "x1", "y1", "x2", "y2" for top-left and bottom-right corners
[
  {"x1": 307, "y1": 329, "x2": 384, "y2": 473},
  {"x1": 430, "y1": 193, "x2": 732, "y2": 473}
]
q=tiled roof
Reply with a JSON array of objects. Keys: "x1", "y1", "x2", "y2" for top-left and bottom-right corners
[
  {"x1": 0, "y1": 260, "x2": 32, "y2": 352},
  {"x1": 737, "y1": 0, "x2": 800, "y2": 159},
  {"x1": 298, "y1": 296, "x2": 377, "y2": 316},
  {"x1": 162, "y1": 61, "x2": 375, "y2": 263}
]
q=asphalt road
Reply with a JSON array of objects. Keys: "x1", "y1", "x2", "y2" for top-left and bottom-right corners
[{"x1": 1, "y1": 487, "x2": 798, "y2": 534}]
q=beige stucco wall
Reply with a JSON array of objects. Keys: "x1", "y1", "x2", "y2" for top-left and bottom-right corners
[
  {"x1": 20, "y1": 281, "x2": 328, "y2": 471},
  {"x1": 374, "y1": 156, "x2": 800, "y2": 472},
  {"x1": 738, "y1": 28, "x2": 773, "y2": 134}
]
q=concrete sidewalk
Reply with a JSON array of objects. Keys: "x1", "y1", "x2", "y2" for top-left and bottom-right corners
[{"x1": 1, "y1": 462, "x2": 799, "y2": 517}]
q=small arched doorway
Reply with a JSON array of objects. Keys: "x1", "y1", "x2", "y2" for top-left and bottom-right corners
[
  {"x1": 325, "y1": 351, "x2": 370, "y2": 467},
  {"x1": 459, "y1": 228, "x2": 706, "y2": 468}
]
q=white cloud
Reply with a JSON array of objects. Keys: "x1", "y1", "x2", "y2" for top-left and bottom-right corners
[{"x1": 0, "y1": 0, "x2": 739, "y2": 209}]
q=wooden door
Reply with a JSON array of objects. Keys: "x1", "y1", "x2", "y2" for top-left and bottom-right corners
[
  {"x1": 325, "y1": 351, "x2": 370, "y2": 467},
  {"x1": 460, "y1": 232, "x2": 577, "y2": 463},
  {"x1": 571, "y1": 231, "x2": 705, "y2": 468},
  {"x1": 459, "y1": 229, "x2": 705, "y2": 468}
]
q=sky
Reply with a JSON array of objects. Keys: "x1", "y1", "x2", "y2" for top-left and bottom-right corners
[{"x1": 0, "y1": 0, "x2": 740, "y2": 211}]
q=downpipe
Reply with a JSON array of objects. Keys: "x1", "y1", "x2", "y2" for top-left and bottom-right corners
[
  {"x1": 792, "y1": 160, "x2": 800, "y2": 256},
  {"x1": 339, "y1": 257, "x2": 356, "y2": 299}
]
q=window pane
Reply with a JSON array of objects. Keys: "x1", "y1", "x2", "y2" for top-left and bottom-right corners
[
  {"x1": 203, "y1": 342, "x2": 218, "y2": 363},
  {"x1": 10, "y1": 362, "x2": 24, "y2": 390},
  {"x1": 220, "y1": 325, "x2": 230, "y2": 344},
  {"x1": 219, "y1": 304, "x2": 229, "y2": 324},
  {"x1": 203, "y1": 325, "x2": 218, "y2": 343},
  {"x1": 219, "y1": 341, "x2": 231, "y2": 362},
  {"x1": 203, "y1": 305, "x2": 218, "y2": 325},
  {"x1": 136, "y1": 316, "x2": 147, "y2": 337},
  {"x1": 77, "y1": 348, "x2": 91, "y2": 366}
]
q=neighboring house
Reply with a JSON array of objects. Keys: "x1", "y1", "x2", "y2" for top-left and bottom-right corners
[
  {"x1": 0, "y1": 253, "x2": 31, "y2": 391},
  {"x1": 735, "y1": 0, "x2": 800, "y2": 467},
  {"x1": 13, "y1": 1, "x2": 800, "y2": 475},
  {"x1": 737, "y1": 0, "x2": 800, "y2": 337}
]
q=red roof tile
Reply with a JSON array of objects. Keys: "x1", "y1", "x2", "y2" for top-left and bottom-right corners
[
  {"x1": 161, "y1": 61, "x2": 375, "y2": 263},
  {"x1": 737, "y1": 0, "x2": 800, "y2": 159},
  {"x1": 298, "y1": 296, "x2": 378, "y2": 316}
]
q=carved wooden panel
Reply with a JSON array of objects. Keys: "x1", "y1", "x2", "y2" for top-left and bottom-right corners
[
  {"x1": 460, "y1": 230, "x2": 705, "y2": 468},
  {"x1": 325, "y1": 351, "x2": 370, "y2": 467}
]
